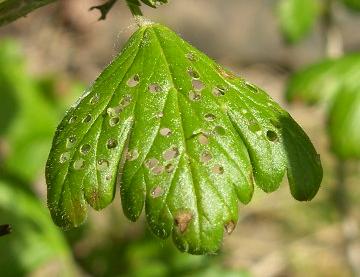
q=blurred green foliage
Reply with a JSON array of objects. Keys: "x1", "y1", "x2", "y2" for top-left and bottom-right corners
[
  {"x1": 286, "y1": 53, "x2": 360, "y2": 159},
  {"x1": 277, "y1": 0, "x2": 320, "y2": 44}
]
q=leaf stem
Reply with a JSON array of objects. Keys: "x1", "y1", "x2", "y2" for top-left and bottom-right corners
[
  {"x1": 126, "y1": 0, "x2": 143, "y2": 17},
  {"x1": 334, "y1": 159, "x2": 358, "y2": 276}
]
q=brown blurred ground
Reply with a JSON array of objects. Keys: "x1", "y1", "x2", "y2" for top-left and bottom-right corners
[{"x1": 1, "y1": 1, "x2": 360, "y2": 276}]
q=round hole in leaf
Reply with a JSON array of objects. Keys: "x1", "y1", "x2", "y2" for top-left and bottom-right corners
[
  {"x1": 109, "y1": 117, "x2": 120, "y2": 127},
  {"x1": 66, "y1": 136, "x2": 77, "y2": 148},
  {"x1": 82, "y1": 114, "x2": 92, "y2": 123},
  {"x1": 212, "y1": 164, "x2": 224, "y2": 174},
  {"x1": 188, "y1": 68, "x2": 200, "y2": 79},
  {"x1": 59, "y1": 152, "x2": 70, "y2": 163},
  {"x1": 97, "y1": 159, "x2": 109, "y2": 171},
  {"x1": 148, "y1": 83, "x2": 162, "y2": 93},
  {"x1": 151, "y1": 186, "x2": 164, "y2": 198},
  {"x1": 189, "y1": 90, "x2": 201, "y2": 101},
  {"x1": 73, "y1": 159, "x2": 85, "y2": 170},
  {"x1": 107, "y1": 139, "x2": 118, "y2": 149},
  {"x1": 212, "y1": 85, "x2": 226, "y2": 96},
  {"x1": 89, "y1": 93, "x2": 100, "y2": 105},
  {"x1": 160, "y1": 128, "x2": 172, "y2": 137},
  {"x1": 266, "y1": 130, "x2": 278, "y2": 142},
  {"x1": 127, "y1": 74, "x2": 140, "y2": 87},
  {"x1": 80, "y1": 144, "x2": 91, "y2": 155},
  {"x1": 192, "y1": 79, "x2": 204, "y2": 91},
  {"x1": 204, "y1": 113, "x2": 216, "y2": 122}
]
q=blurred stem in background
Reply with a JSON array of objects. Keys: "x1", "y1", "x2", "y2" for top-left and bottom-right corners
[{"x1": 322, "y1": 0, "x2": 344, "y2": 57}]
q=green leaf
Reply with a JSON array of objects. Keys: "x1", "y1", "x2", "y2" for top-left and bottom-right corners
[
  {"x1": 277, "y1": 0, "x2": 320, "y2": 44},
  {"x1": 46, "y1": 22, "x2": 322, "y2": 254},
  {"x1": 0, "y1": 40, "x2": 59, "y2": 181},
  {"x1": 328, "y1": 83, "x2": 360, "y2": 159},
  {"x1": 343, "y1": 0, "x2": 360, "y2": 11},
  {"x1": 0, "y1": 179, "x2": 76, "y2": 276},
  {"x1": 0, "y1": 0, "x2": 56, "y2": 26},
  {"x1": 286, "y1": 53, "x2": 360, "y2": 104}
]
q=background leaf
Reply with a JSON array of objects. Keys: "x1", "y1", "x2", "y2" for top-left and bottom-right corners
[
  {"x1": 277, "y1": 0, "x2": 320, "y2": 44},
  {"x1": 343, "y1": 0, "x2": 360, "y2": 11},
  {"x1": 0, "y1": 179, "x2": 76, "y2": 276},
  {"x1": 286, "y1": 53, "x2": 360, "y2": 104},
  {"x1": 0, "y1": 40, "x2": 59, "y2": 181},
  {"x1": 328, "y1": 83, "x2": 360, "y2": 159}
]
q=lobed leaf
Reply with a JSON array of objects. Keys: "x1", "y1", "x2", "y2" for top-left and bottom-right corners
[
  {"x1": 277, "y1": 0, "x2": 320, "y2": 44},
  {"x1": 46, "y1": 22, "x2": 322, "y2": 254}
]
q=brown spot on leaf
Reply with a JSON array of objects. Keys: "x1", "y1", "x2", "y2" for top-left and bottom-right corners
[
  {"x1": 175, "y1": 211, "x2": 193, "y2": 233},
  {"x1": 225, "y1": 221, "x2": 236, "y2": 235},
  {"x1": 151, "y1": 186, "x2": 163, "y2": 198}
]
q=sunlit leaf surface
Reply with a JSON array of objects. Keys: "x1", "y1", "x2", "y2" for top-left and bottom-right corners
[{"x1": 47, "y1": 23, "x2": 322, "y2": 254}]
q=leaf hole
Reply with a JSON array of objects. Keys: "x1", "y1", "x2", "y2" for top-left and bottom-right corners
[
  {"x1": 212, "y1": 85, "x2": 226, "y2": 96},
  {"x1": 204, "y1": 113, "x2": 216, "y2": 122},
  {"x1": 187, "y1": 68, "x2": 200, "y2": 79},
  {"x1": 107, "y1": 106, "x2": 122, "y2": 117},
  {"x1": 200, "y1": 151, "x2": 212, "y2": 163},
  {"x1": 189, "y1": 90, "x2": 201, "y2": 101},
  {"x1": 186, "y1": 52, "x2": 197, "y2": 62},
  {"x1": 163, "y1": 147, "x2": 179, "y2": 160},
  {"x1": 97, "y1": 159, "x2": 109, "y2": 171},
  {"x1": 127, "y1": 74, "x2": 140, "y2": 87},
  {"x1": 120, "y1": 95, "x2": 132, "y2": 107},
  {"x1": 152, "y1": 165, "x2": 165, "y2": 175},
  {"x1": 82, "y1": 114, "x2": 92, "y2": 123},
  {"x1": 212, "y1": 164, "x2": 224, "y2": 174},
  {"x1": 73, "y1": 159, "x2": 85, "y2": 170},
  {"x1": 198, "y1": 133, "x2": 209, "y2": 145},
  {"x1": 145, "y1": 158, "x2": 159, "y2": 169},
  {"x1": 148, "y1": 83, "x2": 162, "y2": 93},
  {"x1": 68, "y1": 116, "x2": 77, "y2": 124},
  {"x1": 59, "y1": 152, "x2": 70, "y2": 163},
  {"x1": 151, "y1": 186, "x2": 164, "y2": 198},
  {"x1": 160, "y1": 128, "x2": 172, "y2": 137},
  {"x1": 266, "y1": 130, "x2": 278, "y2": 142},
  {"x1": 155, "y1": 112, "x2": 164, "y2": 119},
  {"x1": 109, "y1": 117, "x2": 120, "y2": 127},
  {"x1": 175, "y1": 211, "x2": 193, "y2": 233},
  {"x1": 66, "y1": 136, "x2": 77, "y2": 148},
  {"x1": 225, "y1": 221, "x2": 236, "y2": 235},
  {"x1": 90, "y1": 94, "x2": 99, "y2": 104},
  {"x1": 192, "y1": 79, "x2": 204, "y2": 91},
  {"x1": 126, "y1": 149, "x2": 139, "y2": 161},
  {"x1": 80, "y1": 144, "x2": 91, "y2": 155},
  {"x1": 107, "y1": 139, "x2": 118, "y2": 149},
  {"x1": 165, "y1": 163, "x2": 175, "y2": 173}
]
